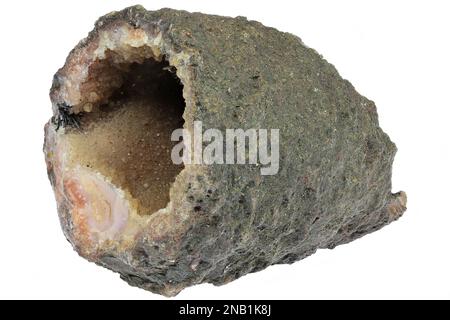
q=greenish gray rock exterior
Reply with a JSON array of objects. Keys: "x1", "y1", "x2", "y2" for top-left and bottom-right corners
[{"x1": 45, "y1": 6, "x2": 406, "y2": 296}]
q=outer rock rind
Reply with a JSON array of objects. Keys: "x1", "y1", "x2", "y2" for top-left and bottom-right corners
[{"x1": 44, "y1": 5, "x2": 406, "y2": 296}]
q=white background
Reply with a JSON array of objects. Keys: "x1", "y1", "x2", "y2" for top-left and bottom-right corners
[{"x1": 0, "y1": 0, "x2": 449, "y2": 299}]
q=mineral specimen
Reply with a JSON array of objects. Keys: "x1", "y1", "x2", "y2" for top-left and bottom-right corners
[{"x1": 44, "y1": 5, "x2": 406, "y2": 296}]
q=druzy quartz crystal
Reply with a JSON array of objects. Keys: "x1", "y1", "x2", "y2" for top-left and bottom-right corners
[{"x1": 44, "y1": 6, "x2": 406, "y2": 296}]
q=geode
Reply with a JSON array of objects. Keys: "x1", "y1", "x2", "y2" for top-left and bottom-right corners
[{"x1": 44, "y1": 5, "x2": 406, "y2": 296}]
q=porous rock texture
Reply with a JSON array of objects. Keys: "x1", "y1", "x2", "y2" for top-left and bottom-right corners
[{"x1": 44, "y1": 5, "x2": 406, "y2": 296}]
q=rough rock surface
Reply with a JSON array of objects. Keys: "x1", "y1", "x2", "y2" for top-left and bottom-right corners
[{"x1": 44, "y1": 5, "x2": 406, "y2": 296}]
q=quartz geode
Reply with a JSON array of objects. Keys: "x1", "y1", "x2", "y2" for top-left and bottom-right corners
[{"x1": 44, "y1": 5, "x2": 406, "y2": 296}]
